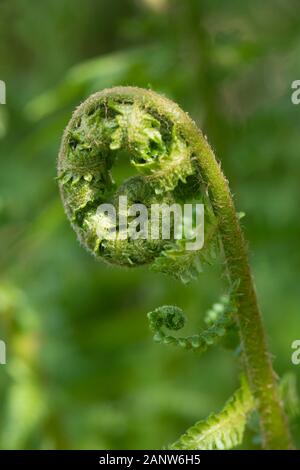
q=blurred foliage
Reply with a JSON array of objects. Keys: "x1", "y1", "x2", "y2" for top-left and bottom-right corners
[{"x1": 0, "y1": 0, "x2": 299, "y2": 449}]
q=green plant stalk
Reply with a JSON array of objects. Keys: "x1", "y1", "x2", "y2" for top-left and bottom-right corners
[
  {"x1": 193, "y1": 136, "x2": 292, "y2": 450},
  {"x1": 146, "y1": 87, "x2": 292, "y2": 449},
  {"x1": 58, "y1": 87, "x2": 293, "y2": 449},
  {"x1": 179, "y1": 3, "x2": 292, "y2": 448}
]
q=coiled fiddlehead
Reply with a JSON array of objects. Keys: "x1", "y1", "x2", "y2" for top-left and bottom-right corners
[
  {"x1": 58, "y1": 87, "x2": 217, "y2": 282},
  {"x1": 147, "y1": 296, "x2": 236, "y2": 353},
  {"x1": 58, "y1": 87, "x2": 293, "y2": 449}
]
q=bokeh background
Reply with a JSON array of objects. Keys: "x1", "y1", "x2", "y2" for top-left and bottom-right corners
[{"x1": 0, "y1": 0, "x2": 299, "y2": 450}]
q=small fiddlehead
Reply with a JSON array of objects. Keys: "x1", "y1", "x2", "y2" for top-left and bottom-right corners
[
  {"x1": 58, "y1": 86, "x2": 293, "y2": 449},
  {"x1": 147, "y1": 295, "x2": 236, "y2": 353}
]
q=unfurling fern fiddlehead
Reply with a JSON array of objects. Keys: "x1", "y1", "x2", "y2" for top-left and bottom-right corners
[
  {"x1": 147, "y1": 295, "x2": 236, "y2": 353},
  {"x1": 57, "y1": 87, "x2": 293, "y2": 449}
]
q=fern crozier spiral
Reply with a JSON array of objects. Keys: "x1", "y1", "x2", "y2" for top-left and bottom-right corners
[{"x1": 58, "y1": 86, "x2": 216, "y2": 281}]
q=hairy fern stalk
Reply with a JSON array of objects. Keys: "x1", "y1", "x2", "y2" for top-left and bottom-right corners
[{"x1": 58, "y1": 86, "x2": 294, "y2": 450}]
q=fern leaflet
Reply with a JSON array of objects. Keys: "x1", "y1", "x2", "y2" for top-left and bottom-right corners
[{"x1": 169, "y1": 377, "x2": 254, "y2": 450}]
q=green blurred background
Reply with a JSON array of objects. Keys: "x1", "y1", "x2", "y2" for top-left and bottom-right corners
[{"x1": 0, "y1": 0, "x2": 299, "y2": 450}]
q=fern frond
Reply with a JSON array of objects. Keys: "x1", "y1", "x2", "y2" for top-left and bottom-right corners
[
  {"x1": 147, "y1": 296, "x2": 236, "y2": 353},
  {"x1": 169, "y1": 377, "x2": 255, "y2": 450},
  {"x1": 57, "y1": 86, "x2": 293, "y2": 448}
]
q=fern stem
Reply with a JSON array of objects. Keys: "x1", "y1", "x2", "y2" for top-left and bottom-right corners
[
  {"x1": 178, "y1": 3, "x2": 292, "y2": 448},
  {"x1": 195, "y1": 138, "x2": 293, "y2": 449}
]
